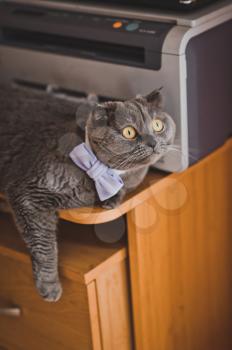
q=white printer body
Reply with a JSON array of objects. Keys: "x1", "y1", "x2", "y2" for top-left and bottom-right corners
[{"x1": 0, "y1": 0, "x2": 231, "y2": 172}]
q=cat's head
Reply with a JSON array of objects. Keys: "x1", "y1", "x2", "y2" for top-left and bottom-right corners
[{"x1": 86, "y1": 89, "x2": 176, "y2": 170}]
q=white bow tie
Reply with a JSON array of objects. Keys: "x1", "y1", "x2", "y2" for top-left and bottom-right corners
[{"x1": 69, "y1": 143, "x2": 124, "y2": 201}]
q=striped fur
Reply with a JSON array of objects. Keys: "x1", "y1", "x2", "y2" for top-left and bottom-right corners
[{"x1": 0, "y1": 86, "x2": 175, "y2": 301}]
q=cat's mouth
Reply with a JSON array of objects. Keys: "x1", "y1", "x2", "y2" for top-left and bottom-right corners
[
  {"x1": 141, "y1": 146, "x2": 168, "y2": 165},
  {"x1": 126, "y1": 150, "x2": 165, "y2": 168}
]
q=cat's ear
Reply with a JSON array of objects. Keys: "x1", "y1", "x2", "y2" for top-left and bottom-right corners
[
  {"x1": 145, "y1": 88, "x2": 163, "y2": 106},
  {"x1": 140, "y1": 88, "x2": 163, "y2": 112},
  {"x1": 89, "y1": 104, "x2": 109, "y2": 127},
  {"x1": 91, "y1": 102, "x2": 117, "y2": 125}
]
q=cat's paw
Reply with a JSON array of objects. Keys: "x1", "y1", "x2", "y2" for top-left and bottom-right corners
[
  {"x1": 36, "y1": 280, "x2": 63, "y2": 302},
  {"x1": 101, "y1": 193, "x2": 123, "y2": 209}
]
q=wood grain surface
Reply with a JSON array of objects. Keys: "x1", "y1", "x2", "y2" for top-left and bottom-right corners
[
  {"x1": 1, "y1": 138, "x2": 231, "y2": 350},
  {"x1": 59, "y1": 171, "x2": 166, "y2": 224},
  {"x1": 127, "y1": 139, "x2": 232, "y2": 350},
  {"x1": 0, "y1": 173, "x2": 166, "y2": 225},
  {"x1": 0, "y1": 215, "x2": 132, "y2": 350}
]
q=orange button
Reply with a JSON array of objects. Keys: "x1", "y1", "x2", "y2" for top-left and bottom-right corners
[{"x1": 113, "y1": 21, "x2": 123, "y2": 29}]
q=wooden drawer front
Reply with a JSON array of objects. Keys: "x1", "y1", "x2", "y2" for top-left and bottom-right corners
[
  {"x1": 0, "y1": 254, "x2": 133, "y2": 350},
  {"x1": 0, "y1": 254, "x2": 93, "y2": 350},
  {"x1": 88, "y1": 261, "x2": 133, "y2": 350},
  {"x1": 0, "y1": 214, "x2": 133, "y2": 350}
]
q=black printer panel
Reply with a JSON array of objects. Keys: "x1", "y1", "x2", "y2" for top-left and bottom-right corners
[
  {"x1": 82, "y1": 0, "x2": 220, "y2": 11},
  {"x1": 0, "y1": 3, "x2": 174, "y2": 70}
]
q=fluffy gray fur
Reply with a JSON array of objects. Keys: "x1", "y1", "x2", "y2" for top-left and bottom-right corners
[{"x1": 0, "y1": 86, "x2": 175, "y2": 301}]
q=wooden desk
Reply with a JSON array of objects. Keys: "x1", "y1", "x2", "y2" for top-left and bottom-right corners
[
  {"x1": 60, "y1": 139, "x2": 232, "y2": 350},
  {"x1": 1, "y1": 139, "x2": 232, "y2": 350}
]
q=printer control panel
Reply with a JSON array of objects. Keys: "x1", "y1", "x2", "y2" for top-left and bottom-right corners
[
  {"x1": 0, "y1": 3, "x2": 174, "y2": 70},
  {"x1": 10, "y1": 6, "x2": 170, "y2": 37}
]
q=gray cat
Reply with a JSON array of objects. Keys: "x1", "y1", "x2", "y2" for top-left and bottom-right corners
[{"x1": 0, "y1": 86, "x2": 175, "y2": 301}]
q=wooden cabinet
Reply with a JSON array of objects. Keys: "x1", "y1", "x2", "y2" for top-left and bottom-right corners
[
  {"x1": 0, "y1": 139, "x2": 231, "y2": 350},
  {"x1": 59, "y1": 139, "x2": 232, "y2": 350},
  {"x1": 0, "y1": 214, "x2": 133, "y2": 350}
]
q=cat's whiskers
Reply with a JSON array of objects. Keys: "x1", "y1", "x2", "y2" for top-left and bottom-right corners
[
  {"x1": 113, "y1": 153, "x2": 138, "y2": 169},
  {"x1": 165, "y1": 145, "x2": 199, "y2": 161},
  {"x1": 113, "y1": 148, "x2": 148, "y2": 169}
]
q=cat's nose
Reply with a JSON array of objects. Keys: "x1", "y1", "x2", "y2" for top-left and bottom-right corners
[{"x1": 144, "y1": 135, "x2": 157, "y2": 149}]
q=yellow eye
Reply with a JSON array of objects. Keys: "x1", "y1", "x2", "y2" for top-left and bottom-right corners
[
  {"x1": 122, "y1": 126, "x2": 137, "y2": 139},
  {"x1": 152, "y1": 118, "x2": 164, "y2": 133}
]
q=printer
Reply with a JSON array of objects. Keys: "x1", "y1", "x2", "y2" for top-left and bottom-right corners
[
  {"x1": 82, "y1": 0, "x2": 220, "y2": 11},
  {"x1": 0, "y1": 0, "x2": 231, "y2": 171}
]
